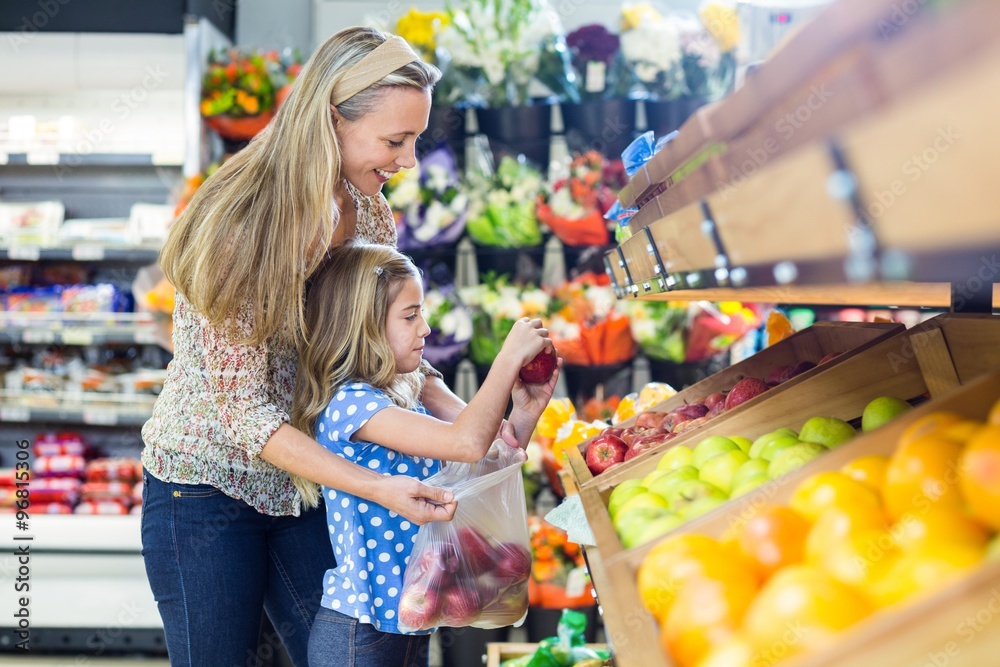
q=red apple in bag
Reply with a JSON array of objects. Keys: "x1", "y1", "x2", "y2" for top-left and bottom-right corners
[
  {"x1": 398, "y1": 586, "x2": 441, "y2": 631},
  {"x1": 456, "y1": 526, "x2": 496, "y2": 575},
  {"x1": 492, "y1": 542, "x2": 531, "y2": 583},
  {"x1": 440, "y1": 584, "x2": 481, "y2": 626}
]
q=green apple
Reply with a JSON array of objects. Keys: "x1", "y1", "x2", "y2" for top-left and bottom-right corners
[
  {"x1": 641, "y1": 469, "x2": 671, "y2": 488},
  {"x1": 667, "y1": 479, "x2": 726, "y2": 515},
  {"x1": 732, "y1": 459, "x2": 770, "y2": 490},
  {"x1": 608, "y1": 481, "x2": 649, "y2": 519},
  {"x1": 613, "y1": 506, "x2": 673, "y2": 544},
  {"x1": 656, "y1": 445, "x2": 694, "y2": 472},
  {"x1": 729, "y1": 435, "x2": 753, "y2": 454},
  {"x1": 691, "y1": 436, "x2": 739, "y2": 469},
  {"x1": 862, "y1": 396, "x2": 912, "y2": 432},
  {"x1": 767, "y1": 442, "x2": 827, "y2": 479},
  {"x1": 623, "y1": 512, "x2": 685, "y2": 549},
  {"x1": 647, "y1": 465, "x2": 699, "y2": 501},
  {"x1": 681, "y1": 494, "x2": 728, "y2": 520},
  {"x1": 749, "y1": 429, "x2": 799, "y2": 459},
  {"x1": 799, "y1": 416, "x2": 856, "y2": 449},
  {"x1": 698, "y1": 450, "x2": 750, "y2": 495},
  {"x1": 730, "y1": 474, "x2": 770, "y2": 498},
  {"x1": 756, "y1": 435, "x2": 802, "y2": 462}
]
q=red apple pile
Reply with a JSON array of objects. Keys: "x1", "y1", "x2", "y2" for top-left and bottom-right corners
[
  {"x1": 397, "y1": 526, "x2": 531, "y2": 631},
  {"x1": 582, "y1": 353, "x2": 841, "y2": 475}
]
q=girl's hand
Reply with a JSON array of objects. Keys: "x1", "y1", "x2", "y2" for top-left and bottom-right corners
[
  {"x1": 500, "y1": 317, "x2": 551, "y2": 368},
  {"x1": 374, "y1": 476, "x2": 457, "y2": 525},
  {"x1": 511, "y1": 356, "x2": 562, "y2": 421}
]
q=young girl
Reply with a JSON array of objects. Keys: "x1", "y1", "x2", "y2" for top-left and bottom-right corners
[{"x1": 294, "y1": 242, "x2": 559, "y2": 667}]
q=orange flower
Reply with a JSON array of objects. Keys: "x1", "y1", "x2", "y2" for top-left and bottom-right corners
[{"x1": 532, "y1": 559, "x2": 561, "y2": 582}]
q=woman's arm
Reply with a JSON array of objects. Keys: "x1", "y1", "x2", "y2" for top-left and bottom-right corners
[
  {"x1": 260, "y1": 424, "x2": 456, "y2": 524},
  {"x1": 356, "y1": 318, "x2": 551, "y2": 463}
]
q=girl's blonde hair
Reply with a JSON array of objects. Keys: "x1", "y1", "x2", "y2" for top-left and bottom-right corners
[
  {"x1": 159, "y1": 27, "x2": 440, "y2": 347},
  {"x1": 292, "y1": 241, "x2": 425, "y2": 506}
]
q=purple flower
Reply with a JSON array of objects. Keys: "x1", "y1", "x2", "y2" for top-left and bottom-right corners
[{"x1": 566, "y1": 24, "x2": 620, "y2": 68}]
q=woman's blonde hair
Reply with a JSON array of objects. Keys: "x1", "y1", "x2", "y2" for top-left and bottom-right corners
[
  {"x1": 159, "y1": 27, "x2": 440, "y2": 346},
  {"x1": 292, "y1": 241, "x2": 425, "y2": 506}
]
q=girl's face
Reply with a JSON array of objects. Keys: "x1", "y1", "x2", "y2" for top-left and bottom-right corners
[
  {"x1": 385, "y1": 275, "x2": 430, "y2": 374},
  {"x1": 334, "y1": 87, "x2": 431, "y2": 196}
]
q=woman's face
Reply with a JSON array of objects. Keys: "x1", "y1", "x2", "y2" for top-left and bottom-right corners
[{"x1": 334, "y1": 87, "x2": 431, "y2": 196}]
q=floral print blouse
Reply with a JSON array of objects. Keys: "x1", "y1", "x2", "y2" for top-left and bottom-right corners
[{"x1": 141, "y1": 182, "x2": 397, "y2": 516}]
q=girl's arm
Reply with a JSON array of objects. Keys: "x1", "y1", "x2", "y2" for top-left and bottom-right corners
[
  {"x1": 201, "y1": 304, "x2": 455, "y2": 524},
  {"x1": 355, "y1": 318, "x2": 551, "y2": 463},
  {"x1": 260, "y1": 424, "x2": 456, "y2": 524},
  {"x1": 419, "y1": 374, "x2": 465, "y2": 422}
]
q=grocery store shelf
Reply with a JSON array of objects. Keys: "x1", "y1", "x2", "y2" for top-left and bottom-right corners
[
  {"x1": 0, "y1": 312, "x2": 164, "y2": 346},
  {"x1": 0, "y1": 244, "x2": 161, "y2": 263},
  {"x1": 0, "y1": 392, "x2": 154, "y2": 426},
  {"x1": 0, "y1": 152, "x2": 181, "y2": 167}
]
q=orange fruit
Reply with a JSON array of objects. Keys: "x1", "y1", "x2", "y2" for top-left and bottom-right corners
[
  {"x1": 869, "y1": 542, "x2": 985, "y2": 607},
  {"x1": 804, "y1": 504, "x2": 889, "y2": 564},
  {"x1": 790, "y1": 472, "x2": 883, "y2": 523},
  {"x1": 694, "y1": 636, "x2": 756, "y2": 667},
  {"x1": 733, "y1": 505, "x2": 811, "y2": 580},
  {"x1": 637, "y1": 534, "x2": 740, "y2": 623},
  {"x1": 883, "y1": 434, "x2": 965, "y2": 521},
  {"x1": 891, "y1": 507, "x2": 989, "y2": 552},
  {"x1": 663, "y1": 574, "x2": 758, "y2": 667},
  {"x1": 742, "y1": 565, "x2": 872, "y2": 658},
  {"x1": 840, "y1": 455, "x2": 890, "y2": 497},
  {"x1": 898, "y1": 411, "x2": 963, "y2": 446},
  {"x1": 957, "y1": 425, "x2": 1000, "y2": 530},
  {"x1": 939, "y1": 419, "x2": 985, "y2": 444},
  {"x1": 812, "y1": 528, "x2": 901, "y2": 592}
]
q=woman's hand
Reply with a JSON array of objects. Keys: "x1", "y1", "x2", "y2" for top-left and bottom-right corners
[{"x1": 373, "y1": 475, "x2": 457, "y2": 525}]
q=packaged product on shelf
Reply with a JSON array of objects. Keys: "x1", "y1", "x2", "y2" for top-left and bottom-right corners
[
  {"x1": 0, "y1": 200, "x2": 65, "y2": 246},
  {"x1": 80, "y1": 481, "x2": 134, "y2": 506},
  {"x1": 60, "y1": 284, "x2": 127, "y2": 313},
  {"x1": 33, "y1": 454, "x2": 86, "y2": 478},
  {"x1": 4, "y1": 286, "x2": 63, "y2": 313},
  {"x1": 129, "y1": 202, "x2": 174, "y2": 245},
  {"x1": 33, "y1": 502, "x2": 74, "y2": 514},
  {"x1": 38, "y1": 263, "x2": 91, "y2": 286},
  {"x1": 29, "y1": 478, "x2": 82, "y2": 504},
  {"x1": 33, "y1": 431, "x2": 89, "y2": 457},
  {"x1": 0, "y1": 265, "x2": 31, "y2": 290},
  {"x1": 0, "y1": 469, "x2": 17, "y2": 487},
  {"x1": 56, "y1": 217, "x2": 133, "y2": 246},
  {"x1": 85, "y1": 457, "x2": 141, "y2": 483}
]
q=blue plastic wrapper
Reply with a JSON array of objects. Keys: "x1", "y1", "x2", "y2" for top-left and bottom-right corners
[
  {"x1": 655, "y1": 130, "x2": 679, "y2": 153},
  {"x1": 603, "y1": 200, "x2": 638, "y2": 228},
  {"x1": 621, "y1": 131, "x2": 656, "y2": 177}
]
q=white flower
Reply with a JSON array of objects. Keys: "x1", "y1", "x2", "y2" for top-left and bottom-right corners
[
  {"x1": 548, "y1": 314, "x2": 581, "y2": 340},
  {"x1": 549, "y1": 187, "x2": 586, "y2": 219},
  {"x1": 524, "y1": 441, "x2": 544, "y2": 474},
  {"x1": 519, "y1": 288, "x2": 551, "y2": 316},
  {"x1": 440, "y1": 308, "x2": 473, "y2": 342},
  {"x1": 424, "y1": 164, "x2": 452, "y2": 193},
  {"x1": 630, "y1": 316, "x2": 660, "y2": 344},
  {"x1": 386, "y1": 169, "x2": 420, "y2": 209},
  {"x1": 585, "y1": 285, "x2": 617, "y2": 320},
  {"x1": 413, "y1": 201, "x2": 456, "y2": 243}
]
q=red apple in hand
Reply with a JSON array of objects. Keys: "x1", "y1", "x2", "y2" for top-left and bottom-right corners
[
  {"x1": 518, "y1": 348, "x2": 557, "y2": 384},
  {"x1": 585, "y1": 433, "x2": 628, "y2": 474}
]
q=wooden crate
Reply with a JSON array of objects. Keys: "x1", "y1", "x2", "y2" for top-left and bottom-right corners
[
  {"x1": 580, "y1": 315, "x2": 1000, "y2": 667},
  {"x1": 578, "y1": 314, "x2": 1000, "y2": 562},
  {"x1": 565, "y1": 321, "x2": 903, "y2": 489},
  {"x1": 589, "y1": 367, "x2": 1000, "y2": 667},
  {"x1": 484, "y1": 641, "x2": 609, "y2": 667}
]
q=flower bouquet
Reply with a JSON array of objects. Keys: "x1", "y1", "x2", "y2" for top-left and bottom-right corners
[
  {"x1": 200, "y1": 48, "x2": 281, "y2": 141},
  {"x1": 459, "y1": 273, "x2": 550, "y2": 366},
  {"x1": 619, "y1": 3, "x2": 686, "y2": 101},
  {"x1": 384, "y1": 146, "x2": 469, "y2": 251},
  {"x1": 527, "y1": 516, "x2": 594, "y2": 609},
  {"x1": 420, "y1": 284, "x2": 473, "y2": 381},
  {"x1": 465, "y1": 156, "x2": 543, "y2": 248},
  {"x1": 678, "y1": 2, "x2": 739, "y2": 101},
  {"x1": 536, "y1": 151, "x2": 618, "y2": 248}
]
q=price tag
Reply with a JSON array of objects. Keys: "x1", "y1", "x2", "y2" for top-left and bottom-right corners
[
  {"x1": 0, "y1": 406, "x2": 31, "y2": 422},
  {"x1": 83, "y1": 409, "x2": 118, "y2": 426},
  {"x1": 565, "y1": 566, "x2": 588, "y2": 598},
  {"x1": 0, "y1": 153, "x2": 8, "y2": 165},
  {"x1": 585, "y1": 61, "x2": 607, "y2": 94},
  {"x1": 22, "y1": 330, "x2": 56, "y2": 344},
  {"x1": 61, "y1": 329, "x2": 95, "y2": 346},
  {"x1": 8, "y1": 245, "x2": 41, "y2": 261},
  {"x1": 26, "y1": 151, "x2": 59, "y2": 165},
  {"x1": 72, "y1": 244, "x2": 105, "y2": 261}
]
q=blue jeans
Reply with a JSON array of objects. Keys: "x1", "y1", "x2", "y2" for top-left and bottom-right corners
[
  {"x1": 307, "y1": 607, "x2": 430, "y2": 667},
  {"x1": 141, "y1": 472, "x2": 335, "y2": 667}
]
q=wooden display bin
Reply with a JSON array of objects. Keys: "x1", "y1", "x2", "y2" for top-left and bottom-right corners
[
  {"x1": 565, "y1": 321, "x2": 903, "y2": 489},
  {"x1": 582, "y1": 316, "x2": 1000, "y2": 667},
  {"x1": 586, "y1": 367, "x2": 1000, "y2": 667},
  {"x1": 484, "y1": 641, "x2": 610, "y2": 667},
  {"x1": 577, "y1": 314, "x2": 1000, "y2": 562}
]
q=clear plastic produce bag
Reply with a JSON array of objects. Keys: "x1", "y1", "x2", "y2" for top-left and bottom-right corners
[{"x1": 397, "y1": 441, "x2": 532, "y2": 633}]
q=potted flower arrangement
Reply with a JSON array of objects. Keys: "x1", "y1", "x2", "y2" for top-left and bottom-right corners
[
  {"x1": 678, "y1": 3, "x2": 739, "y2": 103},
  {"x1": 547, "y1": 272, "x2": 636, "y2": 406},
  {"x1": 437, "y1": 0, "x2": 579, "y2": 168},
  {"x1": 420, "y1": 284, "x2": 473, "y2": 388},
  {"x1": 526, "y1": 515, "x2": 596, "y2": 639},
  {"x1": 383, "y1": 145, "x2": 469, "y2": 275},
  {"x1": 200, "y1": 48, "x2": 301, "y2": 149},
  {"x1": 536, "y1": 151, "x2": 621, "y2": 271},
  {"x1": 459, "y1": 273, "x2": 550, "y2": 371},
  {"x1": 562, "y1": 23, "x2": 639, "y2": 158},
  {"x1": 465, "y1": 155, "x2": 546, "y2": 281}
]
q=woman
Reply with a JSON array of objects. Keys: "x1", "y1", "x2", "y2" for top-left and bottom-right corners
[{"x1": 141, "y1": 27, "x2": 473, "y2": 666}]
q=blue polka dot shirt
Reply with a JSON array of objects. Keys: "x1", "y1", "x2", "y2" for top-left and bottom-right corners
[{"x1": 314, "y1": 381, "x2": 442, "y2": 634}]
